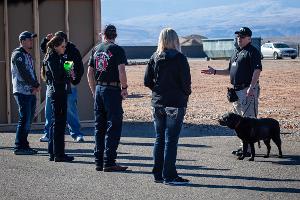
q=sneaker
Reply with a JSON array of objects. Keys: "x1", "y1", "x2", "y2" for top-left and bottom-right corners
[
  {"x1": 14, "y1": 148, "x2": 38, "y2": 155},
  {"x1": 75, "y1": 136, "x2": 84, "y2": 143},
  {"x1": 103, "y1": 165, "x2": 128, "y2": 172},
  {"x1": 40, "y1": 135, "x2": 49, "y2": 142},
  {"x1": 164, "y1": 177, "x2": 190, "y2": 185}
]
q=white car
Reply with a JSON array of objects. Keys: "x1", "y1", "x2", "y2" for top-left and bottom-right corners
[{"x1": 261, "y1": 42, "x2": 297, "y2": 59}]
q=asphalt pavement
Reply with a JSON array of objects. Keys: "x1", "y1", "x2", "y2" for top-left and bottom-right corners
[{"x1": 0, "y1": 124, "x2": 299, "y2": 200}]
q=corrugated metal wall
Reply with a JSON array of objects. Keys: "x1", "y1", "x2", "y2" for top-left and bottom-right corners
[
  {"x1": 0, "y1": 0, "x2": 99, "y2": 124},
  {"x1": 203, "y1": 38, "x2": 261, "y2": 59},
  {"x1": 0, "y1": 2, "x2": 6, "y2": 123}
]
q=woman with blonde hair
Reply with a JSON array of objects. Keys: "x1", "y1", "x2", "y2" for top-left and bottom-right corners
[{"x1": 144, "y1": 28, "x2": 191, "y2": 185}]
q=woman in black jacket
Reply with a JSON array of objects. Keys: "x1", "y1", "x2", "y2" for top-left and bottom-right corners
[
  {"x1": 42, "y1": 35, "x2": 74, "y2": 162},
  {"x1": 144, "y1": 28, "x2": 191, "y2": 185}
]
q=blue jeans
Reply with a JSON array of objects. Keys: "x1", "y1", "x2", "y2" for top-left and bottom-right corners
[
  {"x1": 44, "y1": 86, "x2": 83, "y2": 138},
  {"x1": 94, "y1": 85, "x2": 123, "y2": 167},
  {"x1": 152, "y1": 107, "x2": 186, "y2": 181},
  {"x1": 14, "y1": 93, "x2": 36, "y2": 149}
]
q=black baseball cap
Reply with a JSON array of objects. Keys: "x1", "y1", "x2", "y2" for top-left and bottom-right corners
[
  {"x1": 234, "y1": 27, "x2": 252, "y2": 37},
  {"x1": 19, "y1": 31, "x2": 37, "y2": 41}
]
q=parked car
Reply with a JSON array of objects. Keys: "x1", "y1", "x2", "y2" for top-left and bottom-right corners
[{"x1": 261, "y1": 42, "x2": 297, "y2": 59}]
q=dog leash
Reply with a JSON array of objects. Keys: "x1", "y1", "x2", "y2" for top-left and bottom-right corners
[
  {"x1": 242, "y1": 95, "x2": 257, "y2": 118},
  {"x1": 242, "y1": 95, "x2": 260, "y2": 148}
]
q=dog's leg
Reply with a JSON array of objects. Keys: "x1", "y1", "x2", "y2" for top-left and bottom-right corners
[
  {"x1": 272, "y1": 136, "x2": 283, "y2": 158},
  {"x1": 263, "y1": 139, "x2": 271, "y2": 158},
  {"x1": 248, "y1": 143, "x2": 255, "y2": 161},
  {"x1": 238, "y1": 141, "x2": 247, "y2": 160}
]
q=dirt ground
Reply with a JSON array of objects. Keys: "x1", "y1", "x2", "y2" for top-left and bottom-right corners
[{"x1": 123, "y1": 58, "x2": 300, "y2": 138}]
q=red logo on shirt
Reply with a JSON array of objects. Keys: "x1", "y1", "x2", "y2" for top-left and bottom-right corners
[{"x1": 95, "y1": 50, "x2": 113, "y2": 73}]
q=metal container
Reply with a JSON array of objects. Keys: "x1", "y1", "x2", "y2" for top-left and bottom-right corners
[{"x1": 203, "y1": 37, "x2": 261, "y2": 59}]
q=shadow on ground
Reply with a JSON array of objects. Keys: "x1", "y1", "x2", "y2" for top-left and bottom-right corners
[
  {"x1": 2, "y1": 121, "x2": 235, "y2": 138},
  {"x1": 80, "y1": 122, "x2": 235, "y2": 138}
]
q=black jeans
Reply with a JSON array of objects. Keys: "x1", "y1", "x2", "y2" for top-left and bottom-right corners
[
  {"x1": 94, "y1": 85, "x2": 123, "y2": 167},
  {"x1": 48, "y1": 89, "x2": 68, "y2": 157}
]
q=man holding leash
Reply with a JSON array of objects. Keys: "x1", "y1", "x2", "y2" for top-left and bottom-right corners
[{"x1": 201, "y1": 27, "x2": 262, "y2": 155}]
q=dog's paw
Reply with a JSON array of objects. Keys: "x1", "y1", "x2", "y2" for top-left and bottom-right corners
[
  {"x1": 248, "y1": 157, "x2": 254, "y2": 161},
  {"x1": 237, "y1": 156, "x2": 245, "y2": 160}
]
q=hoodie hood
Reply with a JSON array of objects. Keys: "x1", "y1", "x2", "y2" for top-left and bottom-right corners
[{"x1": 154, "y1": 49, "x2": 180, "y2": 62}]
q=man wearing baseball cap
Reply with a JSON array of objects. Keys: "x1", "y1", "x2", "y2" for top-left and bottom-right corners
[
  {"x1": 201, "y1": 27, "x2": 262, "y2": 158},
  {"x1": 11, "y1": 31, "x2": 40, "y2": 155}
]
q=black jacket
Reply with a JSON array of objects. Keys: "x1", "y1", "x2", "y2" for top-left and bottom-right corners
[
  {"x1": 44, "y1": 51, "x2": 71, "y2": 93},
  {"x1": 41, "y1": 38, "x2": 84, "y2": 85},
  {"x1": 144, "y1": 49, "x2": 191, "y2": 108}
]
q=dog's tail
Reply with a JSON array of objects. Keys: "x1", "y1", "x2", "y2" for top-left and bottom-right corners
[{"x1": 258, "y1": 140, "x2": 261, "y2": 148}]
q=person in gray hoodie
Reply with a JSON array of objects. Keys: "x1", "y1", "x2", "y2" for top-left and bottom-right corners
[
  {"x1": 144, "y1": 28, "x2": 191, "y2": 185},
  {"x1": 11, "y1": 31, "x2": 40, "y2": 155}
]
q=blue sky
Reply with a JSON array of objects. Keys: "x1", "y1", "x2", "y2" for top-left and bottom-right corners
[
  {"x1": 101, "y1": 0, "x2": 300, "y2": 45},
  {"x1": 102, "y1": 0, "x2": 300, "y2": 21}
]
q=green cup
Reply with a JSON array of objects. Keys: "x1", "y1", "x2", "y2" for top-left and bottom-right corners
[{"x1": 64, "y1": 61, "x2": 74, "y2": 72}]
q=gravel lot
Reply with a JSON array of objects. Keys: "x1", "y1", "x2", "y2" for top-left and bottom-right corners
[{"x1": 124, "y1": 58, "x2": 300, "y2": 140}]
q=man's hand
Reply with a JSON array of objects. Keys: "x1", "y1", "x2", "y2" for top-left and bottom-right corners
[
  {"x1": 121, "y1": 88, "x2": 128, "y2": 100},
  {"x1": 246, "y1": 87, "x2": 255, "y2": 96},
  {"x1": 46, "y1": 33, "x2": 53, "y2": 40},
  {"x1": 31, "y1": 86, "x2": 40, "y2": 95},
  {"x1": 201, "y1": 66, "x2": 215, "y2": 75}
]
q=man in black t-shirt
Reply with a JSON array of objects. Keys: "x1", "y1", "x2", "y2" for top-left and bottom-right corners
[
  {"x1": 87, "y1": 24, "x2": 128, "y2": 172},
  {"x1": 201, "y1": 27, "x2": 262, "y2": 155}
]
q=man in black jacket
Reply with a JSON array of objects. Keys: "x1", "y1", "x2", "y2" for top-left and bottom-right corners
[{"x1": 40, "y1": 31, "x2": 85, "y2": 143}]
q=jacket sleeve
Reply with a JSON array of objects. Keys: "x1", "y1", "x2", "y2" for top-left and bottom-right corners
[
  {"x1": 47, "y1": 55, "x2": 66, "y2": 85},
  {"x1": 179, "y1": 55, "x2": 191, "y2": 96},
  {"x1": 13, "y1": 52, "x2": 40, "y2": 88},
  {"x1": 70, "y1": 47, "x2": 84, "y2": 85},
  {"x1": 144, "y1": 57, "x2": 155, "y2": 90},
  {"x1": 40, "y1": 38, "x2": 49, "y2": 54}
]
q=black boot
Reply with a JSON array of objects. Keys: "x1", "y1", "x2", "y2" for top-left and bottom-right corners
[
  {"x1": 54, "y1": 154, "x2": 74, "y2": 162},
  {"x1": 95, "y1": 160, "x2": 103, "y2": 171}
]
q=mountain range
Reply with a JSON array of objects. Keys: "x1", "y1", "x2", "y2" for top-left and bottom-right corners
[{"x1": 104, "y1": 0, "x2": 300, "y2": 46}]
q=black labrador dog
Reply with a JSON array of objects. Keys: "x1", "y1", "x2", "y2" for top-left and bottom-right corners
[{"x1": 219, "y1": 112, "x2": 283, "y2": 161}]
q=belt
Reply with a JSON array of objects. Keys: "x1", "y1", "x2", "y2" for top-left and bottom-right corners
[
  {"x1": 96, "y1": 81, "x2": 120, "y2": 87},
  {"x1": 233, "y1": 84, "x2": 249, "y2": 91}
]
